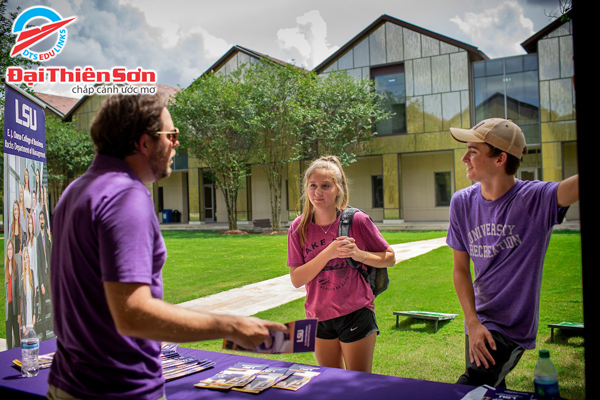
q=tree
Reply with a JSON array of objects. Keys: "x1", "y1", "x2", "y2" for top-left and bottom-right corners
[
  {"x1": 44, "y1": 115, "x2": 94, "y2": 202},
  {"x1": 302, "y1": 70, "x2": 389, "y2": 166},
  {"x1": 170, "y1": 69, "x2": 258, "y2": 230},
  {"x1": 243, "y1": 60, "x2": 307, "y2": 231}
]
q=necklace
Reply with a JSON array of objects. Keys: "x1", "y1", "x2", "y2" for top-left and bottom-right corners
[
  {"x1": 318, "y1": 220, "x2": 335, "y2": 234},
  {"x1": 315, "y1": 209, "x2": 340, "y2": 234}
]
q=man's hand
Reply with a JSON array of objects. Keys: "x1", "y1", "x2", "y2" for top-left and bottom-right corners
[
  {"x1": 227, "y1": 317, "x2": 288, "y2": 350},
  {"x1": 467, "y1": 321, "x2": 496, "y2": 369}
]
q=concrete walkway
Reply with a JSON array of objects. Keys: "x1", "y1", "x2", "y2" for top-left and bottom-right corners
[
  {"x1": 0, "y1": 237, "x2": 447, "y2": 352},
  {"x1": 176, "y1": 237, "x2": 447, "y2": 316}
]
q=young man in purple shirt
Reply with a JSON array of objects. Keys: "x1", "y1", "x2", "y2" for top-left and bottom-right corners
[
  {"x1": 48, "y1": 94, "x2": 287, "y2": 400},
  {"x1": 446, "y1": 118, "x2": 579, "y2": 388}
]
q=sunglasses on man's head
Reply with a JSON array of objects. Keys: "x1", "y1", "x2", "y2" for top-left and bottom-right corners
[{"x1": 154, "y1": 127, "x2": 179, "y2": 145}]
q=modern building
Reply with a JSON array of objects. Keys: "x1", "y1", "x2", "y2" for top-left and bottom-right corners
[
  {"x1": 181, "y1": 14, "x2": 578, "y2": 227},
  {"x1": 40, "y1": 13, "x2": 578, "y2": 227}
]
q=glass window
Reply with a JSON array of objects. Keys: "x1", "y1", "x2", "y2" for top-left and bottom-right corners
[
  {"x1": 506, "y1": 70, "x2": 540, "y2": 138},
  {"x1": 372, "y1": 65, "x2": 406, "y2": 135},
  {"x1": 474, "y1": 74, "x2": 505, "y2": 122},
  {"x1": 473, "y1": 61, "x2": 486, "y2": 78},
  {"x1": 472, "y1": 55, "x2": 540, "y2": 145},
  {"x1": 505, "y1": 57, "x2": 523, "y2": 74},
  {"x1": 372, "y1": 175, "x2": 384, "y2": 208},
  {"x1": 485, "y1": 60, "x2": 504, "y2": 76},
  {"x1": 435, "y1": 172, "x2": 451, "y2": 207},
  {"x1": 523, "y1": 54, "x2": 538, "y2": 72}
]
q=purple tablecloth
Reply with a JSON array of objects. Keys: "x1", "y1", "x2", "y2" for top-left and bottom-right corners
[{"x1": 1, "y1": 338, "x2": 476, "y2": 399}]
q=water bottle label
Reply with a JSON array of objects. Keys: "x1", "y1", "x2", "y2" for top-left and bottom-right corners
[
  {"x1": 534, "y1": 381, "x2": 560, "y2": 399},
  {"x1": 21, "y1": 342, "x2": 39, "y2": 350}
]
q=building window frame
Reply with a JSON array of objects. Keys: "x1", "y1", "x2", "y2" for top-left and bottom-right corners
[
  {"x1": 371, "y1": 63, "x2": 407, "y2": 136},
  {"x1": 372, "y1": 175, "x2": 384, "y2": 209},
  {"x1": 434, "y1": 171, "x2": 452, "y2": 207}
]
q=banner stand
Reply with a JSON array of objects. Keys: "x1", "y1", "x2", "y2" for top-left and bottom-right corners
[{"x1": 3, "y1": 82, "x2": 54, "y2": 350}]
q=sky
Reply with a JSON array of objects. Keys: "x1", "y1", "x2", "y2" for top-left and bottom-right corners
[{"x1": 4, "y1": 0, "x2": 565, "y2": 99}]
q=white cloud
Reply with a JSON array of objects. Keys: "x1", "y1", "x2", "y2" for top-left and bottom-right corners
[
  {"x1": 450, "y1": 0, "x2": 535, "y2": 58},
  {"x1": 276, "y1": 10, "x2": 339, "y2": 68},
  {"x1": 185, "y1": 26, "x2": 231, "y2": 60}
]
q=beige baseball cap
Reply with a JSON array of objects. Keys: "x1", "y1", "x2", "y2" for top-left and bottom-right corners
[{"x1": 449, "y1": 118, "x2": 526, "y2": 158}]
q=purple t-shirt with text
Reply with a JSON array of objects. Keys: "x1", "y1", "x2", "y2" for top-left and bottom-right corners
[
  {"x1": 287, "y1": 211, "x2": 389, "y2": 321},
  {"x1": 446, "y1": 180, "x2": 567, "y2": 349},
  {"x1": 49, "y1": 155, "x2": 166, "y2": 400}
]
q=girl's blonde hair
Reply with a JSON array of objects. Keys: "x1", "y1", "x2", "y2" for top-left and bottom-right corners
[
  {"x1": 295, "y1": 155, "x2": 349, "y2": 246},
  {"x1": 26, "y1": 215, "x2": 35, "y2": 247},
  {"x1": 23, "y1": 247, "x2": 34, "y2": 291},
  {"x1": 11, "y1": 200, "x2": 21, "y2": 235}
]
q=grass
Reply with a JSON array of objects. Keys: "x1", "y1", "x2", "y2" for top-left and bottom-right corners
[{"x1": 0, "y1": 231, "x2": 584, "y2": 399}]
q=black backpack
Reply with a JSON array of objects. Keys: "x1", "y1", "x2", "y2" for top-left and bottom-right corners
[{"x1": 338, "y1": 206, "x2": 389, "y2": 297}]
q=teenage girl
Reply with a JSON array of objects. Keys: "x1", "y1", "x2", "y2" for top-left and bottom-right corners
[
  {"x1": 287, "y1": 156, "x2": 395, "y2": 372},
  {"x1": 5, "y1": 239, "x2": 21, "y2": 348}
]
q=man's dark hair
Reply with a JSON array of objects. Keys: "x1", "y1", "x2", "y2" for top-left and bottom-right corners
[
  {"x1": 486, "y1": 143, "x2": 528, "y2": 176},
  {"x1": 90, "y1": 93, "x2": 167, "y2": 159}
]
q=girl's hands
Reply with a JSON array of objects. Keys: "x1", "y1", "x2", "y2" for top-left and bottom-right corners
[{"x1": 327, "y1": 236, "x2": 363, "y2": 260}]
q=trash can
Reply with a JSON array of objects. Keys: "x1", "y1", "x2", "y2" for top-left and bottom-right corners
[
  {"x1": 172, "y1": 210, "x2": 181, "y2": 223},
  {"x1": 162, "y1": 209, "x2": 172, "y2": 223}
]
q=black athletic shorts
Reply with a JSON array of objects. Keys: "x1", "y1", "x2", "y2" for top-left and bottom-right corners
[
  {"x1": 456, "y1": 330, "x2": 525, "y2": 388},
  {"x1": 316, "y1": 307, "x2": 379, "y2": 343}
]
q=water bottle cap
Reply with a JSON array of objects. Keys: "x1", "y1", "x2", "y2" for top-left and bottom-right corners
[{"x1": 539, "y1": 349, "x2": 550, "y2": 358}]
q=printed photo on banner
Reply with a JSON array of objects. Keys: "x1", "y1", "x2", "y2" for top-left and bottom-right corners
[{"x1": 4, "y1": 85, "x2": 54, "y2": 350}]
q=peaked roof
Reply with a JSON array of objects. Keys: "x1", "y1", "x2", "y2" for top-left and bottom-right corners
[
  {"x1": 34, "y1": 92, "x2": 78, "y2": 117},
  {"x1": 202, "y1": 45, "x2": 301, "y2": 76},
  {"x1": 314, "y1": 14, "x2": 489, "y2": 73},
  {"x1": 521, "y1": 14, "x2": 571, "y2": 54}
]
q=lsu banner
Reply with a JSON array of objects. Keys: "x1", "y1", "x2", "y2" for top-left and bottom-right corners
[{"x1": 4, "y1": 84, "x2": 54, "y2": 349}]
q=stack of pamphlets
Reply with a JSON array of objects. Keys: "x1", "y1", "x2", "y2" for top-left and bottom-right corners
[
  {"x1": 195, "y1": 362, "x2": 323, "y2": 393},
  {"x1": 273, "y1": 364, "x2": 323, "y2": 391},
  {"x1": 195, "y1": 362, "x2": 268, "y2": 390},
  {"x1": 232, "y1": 367, "x2": 292, "y2": 393},
  {"x1": 160, "y1": 343, "x2": 215, "y2": 381},
  {"x1": 11, "y1": 345, "x2": 214, "y2": 381},
  {"x1": 223, "y1": 319, "x2": 317, "y2": 354},
  {"x1": 460, "y1": 385, "x2": 535, "y2": 400}
]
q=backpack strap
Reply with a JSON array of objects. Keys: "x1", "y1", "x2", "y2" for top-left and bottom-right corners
[{"x1": 338, "y1": 206, "x2": 362, "y2": 270}]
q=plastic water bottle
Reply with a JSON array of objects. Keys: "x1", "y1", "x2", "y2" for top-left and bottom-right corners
[
  {"x1": 534, "y1": 349, "x2": 560, "y2": 399},
  {"x1": 20, "y1": 325, "x2": 40, "y2": 378}
]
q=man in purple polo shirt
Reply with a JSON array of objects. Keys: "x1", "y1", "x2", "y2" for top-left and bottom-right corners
[
  {"x1": 48, "y1": 94, "x2": 287, "y2": 400},
  {"x1": 446, "y1": 118, "x2": 579, "y2": 388}
]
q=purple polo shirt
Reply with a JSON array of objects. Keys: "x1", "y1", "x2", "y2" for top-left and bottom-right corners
[{"x1": 49, "y1": 155, "x2": 166, "y2": 400}]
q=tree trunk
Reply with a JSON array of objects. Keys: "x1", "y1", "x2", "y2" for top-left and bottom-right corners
[
  {"x1": 267, "y1": 165, "x2": 283, "y2": 232},
  {"x1": 221, "y1": 186, "x2": 238, "y2": 231}
]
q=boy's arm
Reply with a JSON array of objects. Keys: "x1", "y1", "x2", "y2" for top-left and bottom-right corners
[
  {"x1": 453, "y1": 249, "x2": 496, "y2": 369},
  {"x1": 557, "y1": 174, "x2": 579, "y2": 207}
]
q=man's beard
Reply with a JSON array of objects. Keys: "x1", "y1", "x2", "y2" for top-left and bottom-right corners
[{"x1": 149, "y1": 140, "x2": 172, "y2": 181}]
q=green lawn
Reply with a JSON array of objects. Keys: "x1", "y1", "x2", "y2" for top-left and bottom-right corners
[{"x1": 0, "y1": 231, "x2": 584, "y2": 399}]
